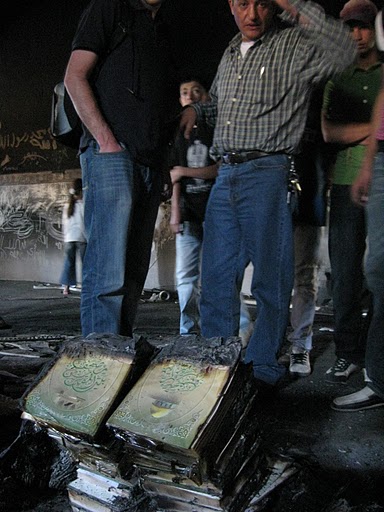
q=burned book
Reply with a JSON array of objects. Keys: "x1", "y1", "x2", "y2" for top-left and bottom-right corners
[
  {"x1": 42, "y1": 429, "x2": 125, "y2": 481},
  {"x1": 67, "y1": 466, "x2": 152, "y2": 512},
  {"x1": 106, "y1": 336, "x2": 258, "y2": 482},
  {"x1": 142, "y1": 449, "x2": 270, "y2": 512},
  {"x1": 139, "y1": 444, "x2": 268, "y2": 512},
  {"x1": 138, "y1": 398, "x2": 270, "y2": 511},
  {"x1": 21, "y1": 333, "x2": 157, "y2": 442},
  {"x1": 124, "y1": 380, "x2": 263, "y2": 488}
]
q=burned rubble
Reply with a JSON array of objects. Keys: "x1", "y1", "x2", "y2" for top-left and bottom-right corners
[
  {"x1": 1, "y1": 288, "x2": 384, "y2": 512},
  {"x1": 13, "y1": 333, "x2": 297, "y2": 512}
]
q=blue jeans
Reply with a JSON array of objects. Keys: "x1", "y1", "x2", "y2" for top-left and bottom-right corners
[
  {"x1": 79, "y1": 142, "x2": 161, "y2": 337},
  {"x1": 288, "y1": 223, "x2": 322, "y2": 351},
  {"x1": 365, "y1": 152, "x2": 384, "y2": 399},
  {"x1": 176, "y1": 220, "x2": 252, "y2": 336},
  {"x1": 176, "y1": 221, "x2": 203, "y2": 334},
  {"x1": 60, "y1": 241, "x2": 87, "y2": 286},
  {"x1": 200, "y1": 155, "x2": 294, "y2": 385},
  {"x1": 329, "y1": 184, "x2": 370, "y2": 366}
]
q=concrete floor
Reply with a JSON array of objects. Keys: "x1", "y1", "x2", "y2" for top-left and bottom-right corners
[{"x1": 1, "y1": 280, "x2": 384, "y2": 511}]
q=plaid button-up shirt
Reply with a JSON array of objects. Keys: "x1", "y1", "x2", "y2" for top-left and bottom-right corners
[{"x1": 193, "y1": 0, "x2": 357, "y2": 159}]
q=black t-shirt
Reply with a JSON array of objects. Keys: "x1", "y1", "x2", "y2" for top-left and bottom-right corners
[
  {"x1": 169, "y1": 121, "x2": 215, "y2": 225},
  {"x1": 71, "y1": 0, "x2": 180, "y2": 168}
]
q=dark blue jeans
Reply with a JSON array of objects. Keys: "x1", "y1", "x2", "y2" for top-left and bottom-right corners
[
  {"x1": 60, "y1": 241, "x2": 86, "y2": 286},
  {"x1": 79, "y1": 143, "x2": 161, "y2": 337},
  {"x1": 175, "y1": 220, "x2": 252, "y2": 336},
  {"x1": 200, "y1": 155, "x2": 294, "y2": 385},
  {"x1": 365, "y1": 153, "x2": 384, "y2": 399},
  {"x1": 329, "y1": 184, "x2": 370, "y2": 366}
]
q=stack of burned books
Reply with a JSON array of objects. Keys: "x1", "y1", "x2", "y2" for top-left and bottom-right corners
[
  {"x1": 105, "y1": 335, "x2": 267, "y2": 512},
  {"x1": 21, "y1": 334, "x2": 297, "y2": 512}
]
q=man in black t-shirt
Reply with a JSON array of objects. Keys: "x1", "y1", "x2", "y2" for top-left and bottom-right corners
[{"x1": 64, "y1": 0, "x2": 179, "y2": 337}]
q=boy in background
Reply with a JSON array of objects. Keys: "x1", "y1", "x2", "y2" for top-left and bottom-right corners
[{"x1": 169, "y1": 79, "x2": 252, "y2": 340}]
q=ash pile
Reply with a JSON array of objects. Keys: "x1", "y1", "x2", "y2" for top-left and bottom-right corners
[{"x1": 18, "y1": 333, "x2": 297, "y2": 512}]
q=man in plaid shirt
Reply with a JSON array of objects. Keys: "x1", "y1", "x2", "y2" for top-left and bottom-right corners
[{"x1": 180, "y1": 0, "x2": 356, "y2": 389}]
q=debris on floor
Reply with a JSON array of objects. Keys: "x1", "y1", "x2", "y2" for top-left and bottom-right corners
[{"x1": 15, "y1": 334, "x2": 298, "y2": 511}]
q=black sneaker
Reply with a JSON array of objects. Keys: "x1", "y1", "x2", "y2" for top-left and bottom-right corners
[
  {"x1": 332, "y1": 386, "x2": 384, "y2": 411},
  {"x1": 325, "y1": 358, "x2": 360, "y2": 384}
]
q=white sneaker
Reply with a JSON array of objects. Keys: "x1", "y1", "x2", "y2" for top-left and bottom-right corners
[{"x1": 289, "y1": 348, "x2": 311, "y2": 377}]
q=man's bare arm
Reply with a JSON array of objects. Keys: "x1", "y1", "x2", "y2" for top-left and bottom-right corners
[
  {"x1": 64, "y1": 49, "x2": 122, "y2": 153},
  {"x1": 170, "y1": 182, "x2": 182, "y2": 234},
  {"x1": 321, "y1": 112, "x2": 371, "y2": 146},
  {"x1": 170, "y1": 163, "x2": 219, "y2": 184},
  {"x1": 179, "y1": 107, "x2": 198, "y2": 140}
]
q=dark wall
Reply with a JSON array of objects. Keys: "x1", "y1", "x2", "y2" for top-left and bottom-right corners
[
  {"x1": 0, "y1": 0, "x2": 236, "y2": 174},
  {"x1": 0, "y1": 0, "x2": 89, "y2": 173}
]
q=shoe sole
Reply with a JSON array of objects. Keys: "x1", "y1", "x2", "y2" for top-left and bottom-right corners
[
  {"x1": 325, "y1": 370, "x2": 360, "y2": 384},
  {"x1": 290, "y1": 370, "x2": 311, "y2": 378},
  {"x1": 331, "y1": 401, "x2": 384, "y2": 412},
  {"x1": 325, "y1": 376, "x2": 349, "y2": 384}
]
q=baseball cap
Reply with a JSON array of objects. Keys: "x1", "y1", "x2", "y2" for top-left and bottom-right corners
[
  {"x1": 375, "y1": 9, "x2": 384, "y2": 50},
  {"x1": 340, "y1": 0, "x2": 378, "y2": 26}
]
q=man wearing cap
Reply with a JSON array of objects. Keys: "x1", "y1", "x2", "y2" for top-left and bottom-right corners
[
  {"x1": 331, "y1": 6, "x2": 384, "y2": 411},
  {"x1": 321, "y1": 0, "x2": 381, "y2": 385}
]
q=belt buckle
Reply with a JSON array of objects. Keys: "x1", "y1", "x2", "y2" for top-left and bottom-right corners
[{"x1": 223, "y1": 152, "x2": 239, "y2": 164}]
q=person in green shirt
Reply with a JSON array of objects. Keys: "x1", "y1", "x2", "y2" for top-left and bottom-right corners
[{"x1": 321, "y1": 0, "x2": 381, "y2": 384}]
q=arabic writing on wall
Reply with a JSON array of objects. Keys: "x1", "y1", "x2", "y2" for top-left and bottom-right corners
[{"x1": 0, "y1": 120, "x2": 78, "y2": 173}]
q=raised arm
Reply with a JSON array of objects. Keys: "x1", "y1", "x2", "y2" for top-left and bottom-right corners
[{"x1": 277, "y1": 0, "x2": 357, "y2": 75}]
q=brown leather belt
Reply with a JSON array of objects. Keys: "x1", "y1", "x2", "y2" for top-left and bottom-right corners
[{"x1": 221, "y1": 150, "x2": 271, "y2": 164}]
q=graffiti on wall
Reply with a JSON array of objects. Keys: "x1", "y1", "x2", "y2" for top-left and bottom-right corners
[
  {"x1": 0, "y1": 120, "x2": 79, "y2": 173},
  {"x1": 0, "y1": 183, "x2": 66, "y2": 266}
]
